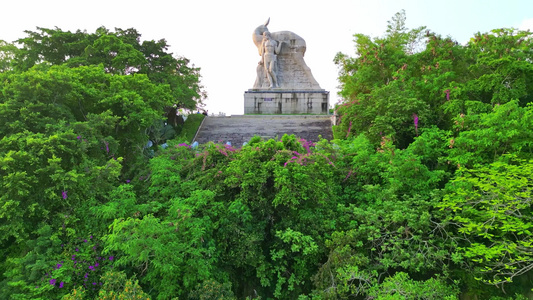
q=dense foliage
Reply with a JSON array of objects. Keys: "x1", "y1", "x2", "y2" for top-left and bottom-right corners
[
  {"x1": 0, "y1": 27, "x2": 203, "y2": 299},
  {"x1": 2, "y1": 12, "x2": 533, "y2": 299}
]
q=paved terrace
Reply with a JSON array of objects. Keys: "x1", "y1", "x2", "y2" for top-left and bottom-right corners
[{"x1": 193, "y1": 115, "x2": 333, "y2": 146}]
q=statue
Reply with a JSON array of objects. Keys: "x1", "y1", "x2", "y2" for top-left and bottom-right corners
[
  {"x1": 260, "y1": 31, "x2": 283, "y2": 88},
  {"x1": 244, "y1": 19, "x2": 329, "y2": 115},
  {"x1": 251, "y1": 18, "x2": 322, "y2": 90}
]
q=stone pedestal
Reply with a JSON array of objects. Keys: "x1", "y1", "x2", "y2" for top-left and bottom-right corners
[{"x1": 244, "y1": 90, "x2": 329, "y2": 114}]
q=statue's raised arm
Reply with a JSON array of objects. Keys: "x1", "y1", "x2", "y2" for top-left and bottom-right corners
[{"x1": 253, "y1": 18, "x2": 270, "y2": 53}]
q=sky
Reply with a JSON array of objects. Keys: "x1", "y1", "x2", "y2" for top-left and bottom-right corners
[{"x1": 2, "y1": 0, "x2": 533, "y2": 115}]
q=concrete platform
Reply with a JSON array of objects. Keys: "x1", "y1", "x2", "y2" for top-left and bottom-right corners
[
  {"x1": 193, "y1": 115, "x2": 333, "y2": 146},
  {"x1": 244, "y1": 90, "x2": 329, "y2": 114}
]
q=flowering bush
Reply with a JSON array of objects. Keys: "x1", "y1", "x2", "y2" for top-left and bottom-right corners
[{"x1": 34, "y1": 235, "x2": 115, "y2": 299}]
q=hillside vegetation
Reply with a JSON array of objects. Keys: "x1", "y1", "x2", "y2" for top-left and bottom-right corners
[{"x1": 1, "y1": 12, "x2": 533, "y2": 299}]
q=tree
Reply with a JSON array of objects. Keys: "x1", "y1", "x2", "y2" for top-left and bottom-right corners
[
  {"x1": 0, "y1": 27, "x2": 203, "y2": 299},
  {"x1": 312, "y1": 134, "x2": 451, "y2": 298},
  {"x1": 447, "y1": 100, "x2": 533, "y2": 168},
  {"x1": 0, "y1": 40, "x2": 17, "y2": 72},
  {"x1": 368, "y1": 272, "x2": 459, "y2": 299},
  {"x1": 440, "y1": 156, "x2": 533, "y2": 288},
  {"x1": 62, "y1": 271, "x2": 151, "y2": 300},
  {"x1": 334, "y1": 11, "x2": 466, "y2": 148},
  {"x1": 13, "y1": 26, "x2": 203, "y2": 109}
]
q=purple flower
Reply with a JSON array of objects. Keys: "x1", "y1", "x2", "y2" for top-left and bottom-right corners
[
  {"x1": 299, "y1": 139, "x2": 314, "y2": 154},
  {"x1": 61, "y1": 190, "x2": 67, "y2": 200},
  {"x1": 413, "y1": 113, "x2": 419, "y2": 135},
  {"x1": 343, "y1": 170, "x2": 353, "y2": 182},
  {"x1": 75, "y1": 248, "x2": 79, "y2": 252},
  {"x1": 104, "y1": 141, "x2": 109, "y2": 153},
  {"x1": 84, "y1": 239, "x2": 87, "y2": 243},
  {"x1": 59, "y1": 282, "x2": 64, "y2": 288},
  {"x1": 346, "y1": 121, "x2": 352, "y2": 138},
  {"x1": 77, "y1": 135, "x2": 81, "y2": 140},
  {"x1": 109, "y1": 256, "x2": 114, "y2": 261},
  {"x1": 94, "y1": 262, "x2": 99, "y2": 267},
  {"x1": 71, "y1": 255, "x2": 76, "y2": 260},
  {"x1": 56, "y1": 263, "x2": 62, "y2": 269},
  {"x1": 84, "y1": 273, "x2": 88, "y2": 278},
  {"x1": 126, "y1": 179, "x2": 130, "y2": 183},
  {"x1": 93, "y1": 282, "x2": 97, "y2": 285},
  {"x1": 445, "y1": 89, "x2": 450, "y2": 101},
  {"x1": 89, "y1": 266, "x2": 94, "y2": 271},
  {"x1": 49, "y1": 279, "x2": 56, "y2": 286}
]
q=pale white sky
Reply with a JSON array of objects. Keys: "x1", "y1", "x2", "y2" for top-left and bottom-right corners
[{"x1": 2, "y1": 0, "x2": 533, "y2": 115}]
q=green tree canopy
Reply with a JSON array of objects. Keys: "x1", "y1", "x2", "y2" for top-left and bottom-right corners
[
  {"x1": 3, "y1": 13, "x2": 533, "y2": 300},
  {"x1": 334, "y1": 10, "x2": 533, "y2": 150},
  {"x1": 12, "y1": 26, "x2": 203, "y2": 109},
  {"x1": 0, "y1": 27, "x2": 204, "y2": 299}
]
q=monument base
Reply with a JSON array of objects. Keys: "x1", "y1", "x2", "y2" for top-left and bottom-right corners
[{"x1": 244, "y1": 90, "x2": 329, "y2": 114}]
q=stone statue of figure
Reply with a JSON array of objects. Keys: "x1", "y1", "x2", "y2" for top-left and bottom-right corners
[
  {"x1": 259, "y1": 31, "x2": 283, "y2": 88},
  {"x1": 251, "y1": 18, "x2": 322, "y2": 90}
]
